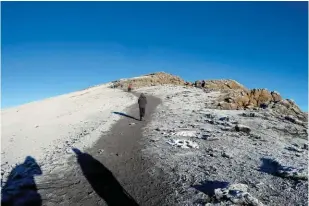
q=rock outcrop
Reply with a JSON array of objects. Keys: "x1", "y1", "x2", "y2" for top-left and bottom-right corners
[
  {"x1": 113, "y1": 72, "x2": 186, "y2": 89},
  {"x1": 202, "y1": 79, "x2": 247, "y2": 90},
  {"x1": 216, "y1": 88, "x2": 306, "y2": 120},
  {"x1": 114, "y1": 73, "x2": 305, "y2": 120}
]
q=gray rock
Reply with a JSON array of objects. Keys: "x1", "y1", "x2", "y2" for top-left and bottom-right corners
[
  {"x1": 285, "y1": 146, "x2": 303, "y2": 153},
  {"x1": 219, "y1": 116, "x2": 230, "y2": 121},
  {"x1": 285, "y1": 115, "x2": 303, "y2": 125},
  {"x1": 242, "y1": 112, "x2": 256, "y2": 117},
  {"x1": 222, "y1": 152, "x2": 233, "y2": 159},
  {"x1": 219, "y1": 126, "x2": 232, "y2": 131},
  {"x1": 214, "y1": 183, "x2": 264, "y2": 206},
  {"x1": 235, "y1": 124, "x2": 251, "y2": 134},
  {"x1": 277, "y1": 165, "x2": 308, "y2": 180},
  {"x1": 205, "y1": 114, "x2": 215, "y2": 119}
]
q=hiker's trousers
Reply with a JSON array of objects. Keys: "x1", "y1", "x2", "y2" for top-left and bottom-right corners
[{"x1": 139, "y1": 107, "x2": 145, "y2": 118}]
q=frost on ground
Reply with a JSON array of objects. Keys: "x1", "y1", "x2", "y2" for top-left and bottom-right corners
[
  {"x1": 1, "y1": 84, "x2": 136, "y2": 184},
  {"x1": 136, "y1": 85, "x2": 308, "y2": 206}
]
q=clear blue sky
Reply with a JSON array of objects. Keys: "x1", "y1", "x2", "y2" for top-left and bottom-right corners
[{"x1": 2, "y1": 2, "x2": 308, "y2": 110}]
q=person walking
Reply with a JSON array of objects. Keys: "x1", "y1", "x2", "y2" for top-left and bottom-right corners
[
  {"x1": 201, "y1": 80, "x2": 205, "y2": 88},
  {"x1": 128, "y1": 83, "x2": 132, "y2": 92},
  {"x1": 138, "y1": 93, "x2": 147, "y2": 121}
]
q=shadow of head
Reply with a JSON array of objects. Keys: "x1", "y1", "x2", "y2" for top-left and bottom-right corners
[
  {"x1": 1, "y1": 156, "x2": 42, "y2": 206},
  {"x1": 258, "y1": 157, "x2": 280, "y2": 174},
  {"x1": 193, "y1": 180, "x2": 229, "y2": 196},
  {"x1": 72, "y1": 148, "x2": 139, "y2": 206},
  {"x1": 112, "y1": 112, "x2": 138, "y2": 121}
]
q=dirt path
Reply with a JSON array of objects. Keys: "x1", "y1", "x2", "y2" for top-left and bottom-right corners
[{"x1": 39, "y1": 93, "x2": 176, "y2": 206}]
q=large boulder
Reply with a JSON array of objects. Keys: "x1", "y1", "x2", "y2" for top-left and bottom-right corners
[
  {"x1": 248, "y1": 89, "x2": 274, "y2": 107},
  {"x1": 271, "y1": 91, "x2": 282, "y2": 102}
]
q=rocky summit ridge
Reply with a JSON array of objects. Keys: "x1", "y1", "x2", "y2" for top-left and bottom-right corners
[{"x1": 112, "y1": 72, "x2": 307, "y2": 122}]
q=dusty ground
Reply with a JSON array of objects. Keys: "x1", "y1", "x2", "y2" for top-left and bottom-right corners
[
  {"x1": 2, "y1": 92, "x2": 178, "y2": 206},
  {"x1": 1, "y1": 84, "x2": 308, "y2": 206},
  {"x1": 1, "y1": 84, "x2": 136, "y2": 183},
  {"x1": 136, "y1": 85, "x2": 308, "y2": 206}
]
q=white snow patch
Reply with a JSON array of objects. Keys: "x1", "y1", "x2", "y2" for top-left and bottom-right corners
[
  {"x1": 166, "y1": 139, "x2": 199, "y2": 149},
  {"x1": 173, "y1": 131, "x2": 197, "y2": 137}
]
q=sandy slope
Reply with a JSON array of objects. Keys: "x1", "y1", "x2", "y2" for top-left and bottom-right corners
[{"x1": 1, "y1": 84, "x2": 136, "y2": 180}]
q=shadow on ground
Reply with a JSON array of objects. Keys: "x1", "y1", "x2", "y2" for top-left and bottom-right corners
[
  {"x1": 258, "y1": 157, "x2": 280, "y2": 175},
  {"x1": 112, "y1": 112, "x2": 139, "y2": 121},
  {"x1": 193, "y1": 180, "x2": 229, "y2": 196},
  {"x1": 1, "y1": 156, "x2": 42, "y2": 206},
  {"x1": 72, "y1": 148, "x2": 139, "y2": 206}
]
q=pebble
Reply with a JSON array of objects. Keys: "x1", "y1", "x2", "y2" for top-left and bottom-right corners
[{"x1": 222, "y1": 152, "x2": 232, "y2": 159}]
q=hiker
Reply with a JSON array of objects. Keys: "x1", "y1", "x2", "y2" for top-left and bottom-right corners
[
  {"x1": 138, "y1": 93, "x2": 147, "y2": 121},
  {"x1": 128, "y1": 83, "x2": 132, "y2": 92},
  {"x1": 201, "y1": 80, "x2": 205, "y2": 88}
]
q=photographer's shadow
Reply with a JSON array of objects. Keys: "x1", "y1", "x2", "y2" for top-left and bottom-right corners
[
  {"x1": 72, "y1": 148, "x2": 139, "y2": 206},
  {"x1": 1, "y1": 156, "x2": 42, "y2": 206}
]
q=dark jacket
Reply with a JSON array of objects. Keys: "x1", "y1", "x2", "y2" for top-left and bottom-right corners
[{"x1": 138, "y1": 94, "x2": 147, "y2": 108}]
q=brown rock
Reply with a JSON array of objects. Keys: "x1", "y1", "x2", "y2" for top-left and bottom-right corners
[
  {"x1": 203, "y1": 79, "x2": 247, "y2": 90},
  {"x1": 119, "y1": 72, "x2": 186, "y2": 89},
  {"x1": 248, "y1": 89, "x2": 273, "y2": 107},
  {"x1": 271, "y1": 91, "x2": 282, "y2": 102}
]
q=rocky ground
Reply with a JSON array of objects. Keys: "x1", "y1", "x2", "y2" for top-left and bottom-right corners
[
  {"x1": 1, "y1": 73, "x2": 308, "y2": 206},
  {"x1": 136, "y1": 85, "x2": 308, "y2": 206}
]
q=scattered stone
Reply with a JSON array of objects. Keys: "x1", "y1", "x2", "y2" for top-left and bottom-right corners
[
  {"x1": 285, "y1": 115, "x2": 297, "y2": 123},
  {"x1": 35, "y1": 125, "x2": 39, "y2": 128},
  {"x1": 129, "y1": 122, "x2": 136, "y2": 126},
  {"x1": 214, "y1": 183, "x2": 264, "y2": 206},
  {"x1": 303, "y1": 144, "x2": 308, "y2": 150},
  {"x1": 268, "y1": 159, "x2": 308, "y2": 180},
  {"x1": 222, "y1": 152, "x2": 233, "y2": 159},
  {"x1": 197, "y1": 133, "x2": 219, "y2": 141},
  {"x1": 277, "y1": 165, "x2": 308, "y2": 180},
  {"x1": 205, "y1": 114, "x2": 215, "y2": 119},
  {"x1": 219, "y1": 116, "x2": 230, "y2": 121},
  {"x1": 98, "y1": 149, "x2": 104, "y2": 154},
  {"x1": 171, "y1": 130, "x2": 197, "y2": 137},
  {"x1": 285, "y1": 115, "x2": 303, "y2": 125},
  {"x1": 242, "y1": 112, "x2": 256, "y2": 117},
  {"x1": 219, "y1": 126, "x2": 232, "y2": 131},
  {"x1": 166, "y1": 139, "x2": 199, "y2": 149},
  {"x1": 155, "y1": 127, "x2": 161, "y2": 131},
  {"x1": 285, "y1": 146, "x2": 303, "y2": 153},
  {"x1": 250, "y1": 134, "x2": 262, "y2": 140},
  {"x1": 235, "y1": 124, "x2": 251, "y2": 134}
]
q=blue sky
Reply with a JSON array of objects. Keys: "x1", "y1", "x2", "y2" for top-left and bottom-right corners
[{"x1": 2, "y1": 2, "x2": 308, "y2": 110}]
